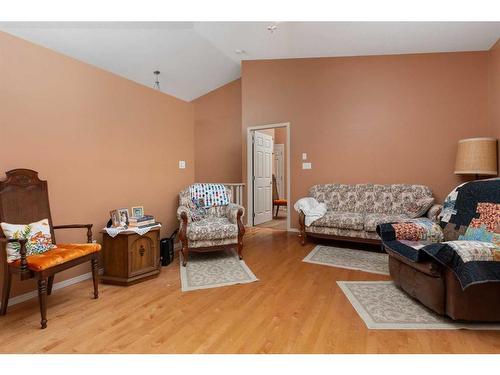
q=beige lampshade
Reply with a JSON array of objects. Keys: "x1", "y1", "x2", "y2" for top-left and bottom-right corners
[{"x1": 454, "y1": 137, "x2": 498, "y2": 176}]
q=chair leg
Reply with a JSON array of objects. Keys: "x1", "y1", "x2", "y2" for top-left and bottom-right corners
[
  {"x1": 181, "y1": 246, "x2": 188, "y2": 267},
  {"x1": 300, "y1": 227, "x2": 307, "y2": 246},
  {"x1": 91, "y1": 256, "x2": 99, "y2": 299},
  {"x1": 37, "y1": 278, "x2": 48, "y2": 329},
  {"x1": 1, "y1": 270, "x2": 12, "y2": 315},
  {"x1": 275, "y1": 205, "x2": 280, "y2": 218},
  {"x1": 47, "y1": 275, "x2": 54, "y2": 296},
  {"x1": 237, "y1": 241, "x2": 243, "y2": 260}
]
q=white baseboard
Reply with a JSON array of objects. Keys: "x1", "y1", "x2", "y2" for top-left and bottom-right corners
[{"x1": 0, "y1": 269, "x2": 103, "y2": 310}]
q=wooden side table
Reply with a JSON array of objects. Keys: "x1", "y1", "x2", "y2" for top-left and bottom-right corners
[{"x1": 101, "y1": 227, "x2": 161, "y2": 286}]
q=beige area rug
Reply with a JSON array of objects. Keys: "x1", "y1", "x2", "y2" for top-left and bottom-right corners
[
  {"x1": 337, "y1": 281, "x2": 500, "y2": 330},
  {"x1": 303, "y1": 245, "x2": 389, "y2": 275},
  {"x1": 180, "y1": 249, "x2": 258, "y2": 292}
]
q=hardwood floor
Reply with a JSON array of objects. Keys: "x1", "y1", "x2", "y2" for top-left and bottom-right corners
[
  {"x1": 1, "y1": 227, "x2": 499, "y2": 354},
  {"x1": 256, "y1": 210, "x2": 287, "y2": 230}
]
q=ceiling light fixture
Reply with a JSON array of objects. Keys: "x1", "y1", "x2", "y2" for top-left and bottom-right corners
[
  {"x1": 234, "y1": 49, "x2": 246, "y2": 54},
  {"x1": 267, "y1": 24, "x2": 278, "y2": 33},
  {"x1": 153, "y1": 70, "x2": 161, "y2": 90}
]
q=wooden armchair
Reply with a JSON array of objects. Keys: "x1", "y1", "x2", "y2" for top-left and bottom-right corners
[{"x1": 0, "y1": 169, "x2": 101, "y2": 329}]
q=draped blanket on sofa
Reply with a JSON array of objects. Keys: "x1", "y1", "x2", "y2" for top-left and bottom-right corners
[{"x1": 377, "y1": 179, "x2": 500, "y2": 290}]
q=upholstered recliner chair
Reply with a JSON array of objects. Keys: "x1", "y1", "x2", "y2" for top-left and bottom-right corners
[
  {"x1": 177, "y1": 184, "x2": 245, "y2": 266},
  {"x1": 377, "y1": 179, "x2": 500, "y2": 321}
]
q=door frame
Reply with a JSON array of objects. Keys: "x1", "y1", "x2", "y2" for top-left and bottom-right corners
[
  {"x1": 247, "y1": 122, "x2": 291, "y2": 231},
  {"x1": 274, "y1": 143, "x2": 285, "y2": 199}
]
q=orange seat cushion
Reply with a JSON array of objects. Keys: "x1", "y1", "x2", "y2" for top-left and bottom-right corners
[
  {"x1": 273, "y1": 199, "x2": 287, "y2": 206},
  {"x1": 11, "y1": 243, "x2": 101, "y2": 271}
]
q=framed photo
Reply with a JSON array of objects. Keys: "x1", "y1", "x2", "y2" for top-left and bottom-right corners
[
  {"x1": 117, "y1": 208, "x2": 130, "y2": 226},
  {"x1": 109, "y1": 210, "x2": 121, "y2": 227},
  {"x1": 131, "y1": 206, "x2": 144, "y2": 218}
]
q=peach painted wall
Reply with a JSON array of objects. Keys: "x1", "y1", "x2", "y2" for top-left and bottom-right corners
[
  {"x1": 242, "y1": 52, "x2": 490, "y2": 228},
  {"x1": 0, "y1": 32, "x2": 195, "y2": 298},
  {"x1": 489, "y1": 39, "x2": 500, "y2": 167},
  {"x1": 192, "y1": 79, "x2": 242, "y2": 183}
]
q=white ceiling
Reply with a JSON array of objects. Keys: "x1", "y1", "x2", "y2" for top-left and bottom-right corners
[{"x1": 1, "y1": 22, "x2": 500, "y2": 101}]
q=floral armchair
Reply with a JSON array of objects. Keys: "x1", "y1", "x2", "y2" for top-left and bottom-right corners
[{"x1": 177, "y1": 185, "x2": 245, "y2": 266}]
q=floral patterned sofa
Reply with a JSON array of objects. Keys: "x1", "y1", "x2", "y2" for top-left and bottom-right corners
[{"x1": 298, "y1": 183, "x2": 438, "y2": 244}]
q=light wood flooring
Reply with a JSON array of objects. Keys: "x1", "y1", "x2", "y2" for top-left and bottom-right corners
[
  {"x1": 1, "y1": 227, "x2": 499, "y2": 354},
  {"x1": 255, "y1": 210, "x2": 287, "y2": 230}
]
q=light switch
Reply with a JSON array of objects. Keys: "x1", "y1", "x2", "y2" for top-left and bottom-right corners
[
  {"x1": 302, "y1": 153, "x2": 307, "y2": 160},
  {"x1": 302, "y1": 162, "x2": 312, "y2": 170},
  {"x1": 179, "y1": 160, "x2": 186, "y2": 169}
]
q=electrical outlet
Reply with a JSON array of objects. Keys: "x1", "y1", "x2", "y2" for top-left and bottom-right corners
[
  {"x1": 302, "y1": 162, "x2": 312, "y2": 170},
  {"x1": 179, "y1": 160, "x2": 186, "y2": 169},
  {"x1": 302, "y1": 153, "x2": 307, "y2": 160}
]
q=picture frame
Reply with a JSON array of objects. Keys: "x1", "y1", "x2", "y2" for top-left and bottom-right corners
[
  {"x1": 131, "y1": 206, "x2": 145, "y2": 218},
  {"x1": 109, "y1": 210, "x2": 121, "y2": 227},
  {"x1": 117, "y1": 208, "x2": 130, "y2": 226}
]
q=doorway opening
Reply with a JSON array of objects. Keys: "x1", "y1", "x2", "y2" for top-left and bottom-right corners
[{"x1": 247, "y1": 123, "x2": 291, "y2": 231}]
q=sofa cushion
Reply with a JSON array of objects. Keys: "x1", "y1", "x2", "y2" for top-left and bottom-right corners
[
  {"x1": 306, "y1": 225, "x2": 381, "y2": 240},
  {"x1": 187, "y1": 217, "x2": 238, "y2": 241},
  {"x1": 391, "y1": 184, "x2": 434, "y2": 215},
  {"x1": 363, "y1": 213, "x2": 409, "y2": 232},
  {"x1": 363, "y1": 185, "x2": 394, "y2": 214},
  {"x1": 309, "y1": 184, "x2": 343, "y2": 211},
  {"x1": 405, "y1": 196, "x2": 435, "y2": 218},
  {"x1": 310, "y1": 211, "x2": 364, "y2": 230},
  {"x1": 309, "y1": 183, "x2": 434, "y2": 216}
]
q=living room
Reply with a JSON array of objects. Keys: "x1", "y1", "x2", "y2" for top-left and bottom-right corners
[{"x1": 1, "y1": 0, "x2": 500, "y2": 373}]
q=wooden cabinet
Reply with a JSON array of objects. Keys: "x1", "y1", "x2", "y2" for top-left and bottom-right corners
[{"x1": 101, "y1": 228, "x2": 161, "y2": 285}]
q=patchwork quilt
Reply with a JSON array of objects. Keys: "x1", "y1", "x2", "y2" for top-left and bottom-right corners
[
  {"x1": 377, "y1": 179, "x2": 500, "y2": 289},
  {"x1": 189, "y1": 183, "x2": 229, "y2": 208}
]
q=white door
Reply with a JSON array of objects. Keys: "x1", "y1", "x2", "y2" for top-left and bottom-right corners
[
  {"x1": 253, "y1": 131, "x2": 273, "y2": 225},
  {"x1": 274, "y1": 144, "x2": 285, "y2": 199}
]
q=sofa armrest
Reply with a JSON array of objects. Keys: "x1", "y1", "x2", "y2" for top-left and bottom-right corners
[
  {"x1": 377, "y1": 218, "x2": 444, "y2": 243},
  {"x1": 226, "y1": 203, "x2": 245, "y2": 224},
  {"x1": 177, "y1": 206, "x2": 191, "y2": 248},
  {"x1": 426, "y1": 204, "x2": 443, "y2": 223},
  {"x1": 177, "y1": 205, "x2": 192, "y2": 224}
]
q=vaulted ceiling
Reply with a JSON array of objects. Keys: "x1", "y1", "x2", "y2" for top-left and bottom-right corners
[{"x1": 1, "y1": 22, "x2": 499, "y2": 101}]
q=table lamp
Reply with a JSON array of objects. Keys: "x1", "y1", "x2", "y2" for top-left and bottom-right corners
[{"x1": 454, "y1": 137, "x2": 498, "y2": 179}]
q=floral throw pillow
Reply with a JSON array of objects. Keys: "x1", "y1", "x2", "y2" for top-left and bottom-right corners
[
  {"x1": 405, "y1": 197, "x2": 435, "y2": 218},
  {"x1": 190, "y1": 198, "x2": 207, "y2": 222},
  {"x1": 1, "y1": 219, "x2": 56, "y2": 263}
]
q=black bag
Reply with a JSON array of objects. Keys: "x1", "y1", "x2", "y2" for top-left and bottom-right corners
[{"x1": 160, "y1": 229, "x2": 178, "y2": 267}]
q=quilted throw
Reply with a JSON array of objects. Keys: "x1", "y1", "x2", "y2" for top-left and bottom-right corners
[
  {"x1": 189, "y1": 183, "x2": 229, "y2": 209},
  {"x1": 377, "y1": 179, "x2": 500, "y2": 289}
]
